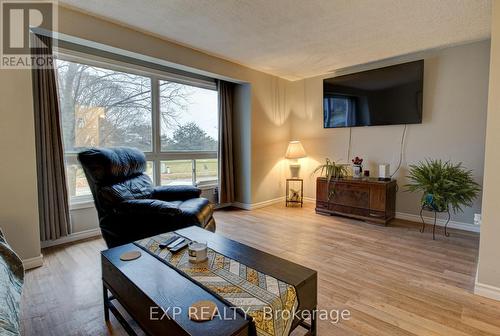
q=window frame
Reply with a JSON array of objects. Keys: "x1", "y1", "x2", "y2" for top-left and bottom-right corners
[{"x1": 55, "y1": 49, "x2": 219, "y2": 205}]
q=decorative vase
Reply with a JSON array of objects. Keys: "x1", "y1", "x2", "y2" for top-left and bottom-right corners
[
  {"x1": 353, "y1": 164, "x2": 363, "y2": 178},
  {"x1": 423, "y1": 193, "x2": 446, "y2": 212}
]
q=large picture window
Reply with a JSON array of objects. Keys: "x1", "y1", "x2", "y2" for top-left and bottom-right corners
[{"x1": 55, "y1": 54, "x2": 218, "y2": 204}]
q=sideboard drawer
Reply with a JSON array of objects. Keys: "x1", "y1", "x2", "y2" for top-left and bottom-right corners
[{"x1": 330, "y1": 183, "x2": 370, "y2": 208}]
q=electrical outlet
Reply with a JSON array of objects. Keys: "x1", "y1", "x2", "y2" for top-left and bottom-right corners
[{"x1": 474, "y1": 213, "x2": 482, "y2": 226}]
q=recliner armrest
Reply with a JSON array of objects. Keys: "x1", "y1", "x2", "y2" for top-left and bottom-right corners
[
  {"x1": 115, "y1": 199, "x2": 181, "y2": 216},
  {"x1": 152, "y1": 185, "x2": 202, "y2": 202}
]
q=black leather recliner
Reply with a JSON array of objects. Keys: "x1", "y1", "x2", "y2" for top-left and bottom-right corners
[{"x1": 78, "y1": 147, "x2": 216, "y2": 248}]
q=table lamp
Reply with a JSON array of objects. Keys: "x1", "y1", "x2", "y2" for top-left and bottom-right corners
[{"x1": 285, "y1": 140, "x2": 306, "y2": 178}]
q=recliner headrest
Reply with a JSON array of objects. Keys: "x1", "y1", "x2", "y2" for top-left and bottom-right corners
[{"x1": 78, "y1": 147, "x2": 146, "y2": 185}]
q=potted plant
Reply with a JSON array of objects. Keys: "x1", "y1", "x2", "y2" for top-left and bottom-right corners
[
  {"x1": 312, "y1": 158, "x2": 348, "y2": 199},
  {"x1": 406, "y1": 159, "x2": 481, "y2": 213}
]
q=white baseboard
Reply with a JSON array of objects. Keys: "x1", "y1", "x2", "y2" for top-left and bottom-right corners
[
  {"x1": 41, "y1": 228, "x2": 102, "y2": 248},
  {"x1": 395, "y1": 212, "x2": 479, "y2": 233},
  {"x1": 303, "y1": 196, "x2": 316, "y2": 203},
  {"x1": 23, "y1": 254, "x2": 43, "y2": 270},
  {"x1": 233, "y1": 197, "x2": 285, "y2": 210},
  {"x1": 474, "y1": 281, "x2": 500, "y2": 301}
]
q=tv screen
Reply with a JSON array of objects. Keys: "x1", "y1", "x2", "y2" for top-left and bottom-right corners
[{"x1": 323, "y1": 60, "x2": 424, "y2": 128}]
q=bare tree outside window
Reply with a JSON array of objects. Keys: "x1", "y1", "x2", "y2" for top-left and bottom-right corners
[
  {"x1": 57, "y1": 60, "x2": 152, "y2": 151},
  {"x1": 160, "y1": 80, "x2": 218, "y2": 151},
  {"x1": 55, "y1": 58, "x2": 219, "y2": 200}
]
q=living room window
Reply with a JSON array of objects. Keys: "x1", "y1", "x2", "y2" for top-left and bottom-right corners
[{"x1": 55, "y1": 53, "x2": 218, "y2": 205}]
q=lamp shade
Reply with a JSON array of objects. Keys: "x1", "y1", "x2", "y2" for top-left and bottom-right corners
[{"x1": 285, "y1": 141, "x2": 306, "y2": 159}]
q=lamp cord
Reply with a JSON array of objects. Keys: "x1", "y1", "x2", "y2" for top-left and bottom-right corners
[
  {"x1": 391, "y1": 124, "x2": 408, "y2": 178},
  {"x1": 347, "y1": 127, "x2": 352, "y2": 163}
]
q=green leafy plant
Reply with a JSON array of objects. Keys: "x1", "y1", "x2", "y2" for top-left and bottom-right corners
[
  {"x1": 406, "y1": 159, "x2": 481, "y2": 213},
  {"x1": 312, "y1": 158, "x2": 348, "y2": 199}
]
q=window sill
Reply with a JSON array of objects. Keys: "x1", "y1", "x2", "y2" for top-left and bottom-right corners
[
  {"x1": 70, "y1": 200, "x2": 95, "y2": 211},
  {"x1": 197, "y1": 181, "x2": 218, "y2": 189}
]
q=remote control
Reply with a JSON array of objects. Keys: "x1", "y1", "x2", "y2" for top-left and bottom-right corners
[
  {"x1": 166, "y1": 238, "x2": 185, "y2": 249},
  {"x1": 169, "y1": 240, "x2": 188, "y2": 253},
  {"x1": 159, "y1": 236, "x2": 179, "y2": 249}
]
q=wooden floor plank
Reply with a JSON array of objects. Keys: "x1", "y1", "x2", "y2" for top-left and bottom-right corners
[{"x1": 20, "y1": 203, "x2": 500, "y2": 335}]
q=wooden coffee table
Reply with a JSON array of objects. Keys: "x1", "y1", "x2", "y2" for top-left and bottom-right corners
[{"x1": 101, "y1": 226, "x2": 318, "y2": 336}]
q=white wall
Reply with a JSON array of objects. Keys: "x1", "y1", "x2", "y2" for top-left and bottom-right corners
[
  {"x1": 476, "y1": 0, "x2": 500, "y2": 298},
  {"x1": 0, "y1": 69, "x2": 42, "y2": 262},
  {"x1": 288, "y1": 41, "x2": 491, "y2": 226}
]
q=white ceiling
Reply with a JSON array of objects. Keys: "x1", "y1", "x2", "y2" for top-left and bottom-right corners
[{"x1": 60, "y1": 0, "x2": 492, "y2": 80}]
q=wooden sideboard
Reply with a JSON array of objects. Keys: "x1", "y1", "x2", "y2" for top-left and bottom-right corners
[{"x1": 315, "y1": 177, "x2": 397, "y2": 225}]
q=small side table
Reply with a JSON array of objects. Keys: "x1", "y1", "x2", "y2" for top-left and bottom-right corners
[
  {"x1": 419, "y1": 205, "x2": 451, "y2": 240},
  {"x1": 286, "y1": 178, "x2": 303, "y2": 207}
]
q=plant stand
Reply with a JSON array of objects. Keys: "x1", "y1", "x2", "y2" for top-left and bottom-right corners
[{"x1": 419, "y1": 205, "x2": 450, "y2": 240}]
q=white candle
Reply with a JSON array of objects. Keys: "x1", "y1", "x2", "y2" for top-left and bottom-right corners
[{"x1": 188, "y1": 242, "x2": 208, "y2": 263}]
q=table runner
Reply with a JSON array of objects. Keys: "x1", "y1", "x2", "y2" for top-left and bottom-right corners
[{"x1": 135, "y1": 233, "x2": 298, "y2": 336}]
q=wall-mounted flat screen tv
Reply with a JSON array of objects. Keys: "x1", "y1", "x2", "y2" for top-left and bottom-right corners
[{"x1": 323, "y1": 60, "x2": 424, "y2": 128}]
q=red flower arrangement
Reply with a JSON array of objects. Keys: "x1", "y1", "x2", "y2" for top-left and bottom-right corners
[{"x1": 352, "y1": 156, "x2": 363, "y2": 165}]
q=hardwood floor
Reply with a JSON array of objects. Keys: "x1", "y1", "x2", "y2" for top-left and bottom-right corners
[{"x1": 21, "y1": 203, "x2": 500, "y2": 335}]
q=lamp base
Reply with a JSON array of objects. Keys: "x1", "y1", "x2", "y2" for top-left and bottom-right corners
[{"x1": 289, "y1": 164, "x2": 301, "y2": 178}]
